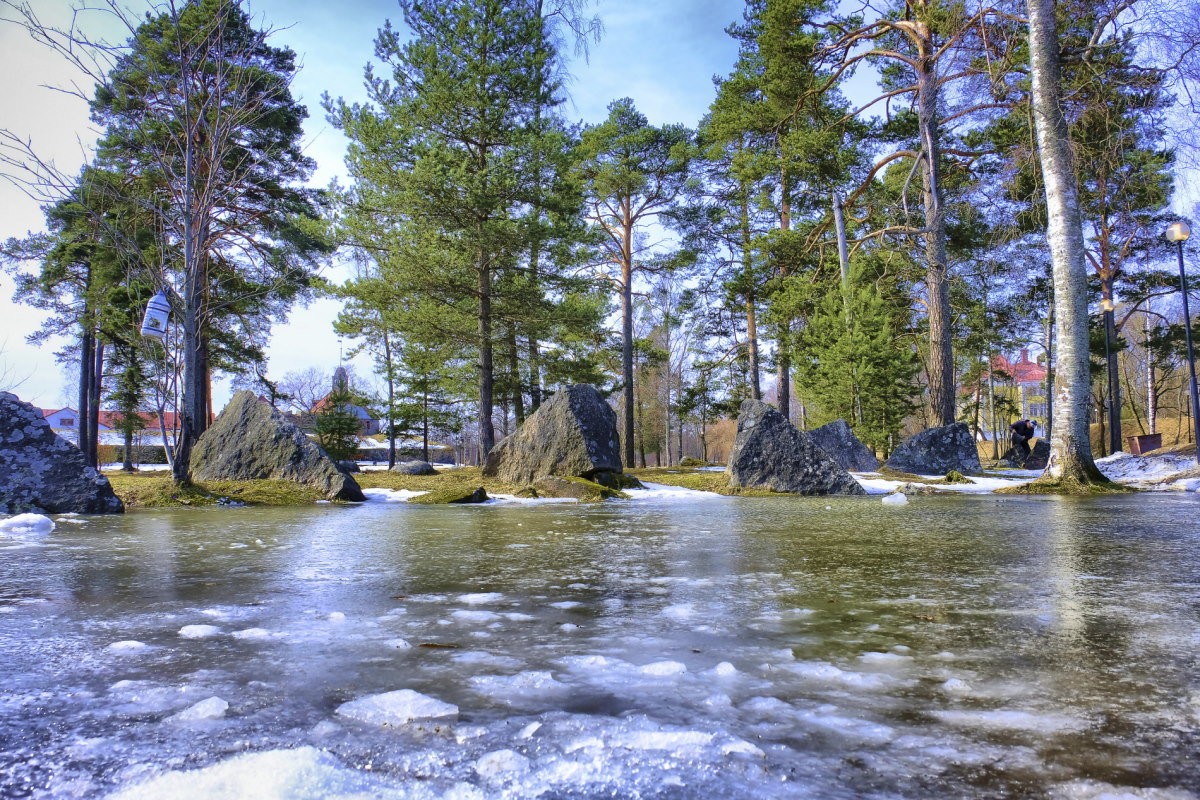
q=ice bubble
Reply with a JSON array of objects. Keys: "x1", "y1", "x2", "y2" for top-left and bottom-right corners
[
  {"x1": 178, "y1": 624, "x2": 221, "y2": 639},
  {"x1": 457, "y1": 592, "x2": 504, "y2": 604},
  {"x1": 168, "y1": 696, "x2": 229, "y2": 722},
  {"x1": 882, "y1": 492, "x2": 908, "y2": 506},
  {"x1": 559, "y1": 623, "x2": 579, "y2": 631},
  {"x1": 0, "y1": 513, "x2": 55, "y2": 534},
  {"x1": 503, "y1": 612, "x2": 536, "y2": 622},
  {"x1": 106, "y1": 640, "x2": 149, "y2": 654},
  {"x1": 335, "y1": 689, "x2": 458, "y2": 727},
  {"x1": 231, "y1": 628, "x2": 271, "y2": 640},
  {"x1": 385, "y1": 638, "x2": 413, "y2": 649},
  {"x1": 710, "y1": 661, "x2": 739, "y2": 678},
  {"x1": 549, "y1": 601, "x2": 581, "y2": 609},
  {"x1": 327, "y1": 612, "x2": 346, "y2": 623},
  {"x1": 474, "y1": 749, "x2": 530, "y2": 780}
]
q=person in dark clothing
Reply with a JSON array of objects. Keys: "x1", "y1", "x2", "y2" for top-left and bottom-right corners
[{"x1": 1009, "y1": 419, "x2": 1037, "y2": 462}]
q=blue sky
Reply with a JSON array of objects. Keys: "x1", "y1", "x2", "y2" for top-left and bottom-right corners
[{"x1": 0, "y1": 0, "x2": 746, "y2": 408}]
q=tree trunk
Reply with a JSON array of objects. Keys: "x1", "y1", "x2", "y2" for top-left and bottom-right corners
[
  {"x1": 89, "y1": 340, "x2": 104, "y2": 468},
  {"x1": 78, "y1": 329, "x2": 94, "y2": 466},
  {"x1": 422, "y1": 394, "x2": 430, "y2": 463},
  {"x1": 621, "y1": 218, "x2": 636, "y2": 467},
  {"x1": 1146, "y1": 313, "x2": 1157, "y2": 435},
  {"x1": 1028, "y1": 0, "x2": 1107, "y2": 482},
  {"x1": 122, "y1": 419, "x2": 135, "y2": 472},
  {"x1": 478, "y1": 248, "x2": 496, "y2": 457},
  {"x1": 1045, "y1": 288, "x2": 1055, "y2": 439},
  {"x1": 508, "y1": 329, "x2": 525, "y2": 426},
  {"x1": 740, "y1": 190, "x2": 762, "y2": 400},
  {"x1": 777, "y1": 168, "x2": 792, "y2": 421},
  {"x1": 527, "y1": 337, "x2": 543, "y2": 411},
  {"x1": 383, "y1": 329, "x2": 396, "y2": 469},
  {"x1": 1104, "y1": 304, "x2": 1121, "y2": 452},
  {"x1": 833, "y1": 189, "x2": 851, "y2": 319}
]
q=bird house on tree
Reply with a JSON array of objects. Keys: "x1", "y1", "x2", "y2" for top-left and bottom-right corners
[{"x1": 140, "y1": 291, "x2": 170, "y2": 340}]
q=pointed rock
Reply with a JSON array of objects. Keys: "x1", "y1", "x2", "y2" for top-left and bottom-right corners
[
  {"x1": 726, "y1": 400, "x2": 866, "y2": 495},
  {"x1": 190, "y1": 391, "x2": 365, "y2": 501},
  {"x1": 0, "y1": 392, "x2": 124, "y2": 514},
  {"x1": 885, "y1": 422, "x2": 981, "y2": 475},
  {"x1": 807, "y1": 419, "x2": 879, "y2": 472},
  {"x1": 483, "y1": 384, "x2": 622, "y2": 485}
]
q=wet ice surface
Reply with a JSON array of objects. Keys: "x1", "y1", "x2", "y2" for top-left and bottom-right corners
[{"x1": 2, "y1": 494, "x2": 1200, "y2": 798}]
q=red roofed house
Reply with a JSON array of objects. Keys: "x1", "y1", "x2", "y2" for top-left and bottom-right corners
[{"x1": 989, "y1": 348, "x2": 1049, "y2": 421}]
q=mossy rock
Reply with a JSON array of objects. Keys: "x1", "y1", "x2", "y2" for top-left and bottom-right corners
[
  {"x1": 678, "y1": 457, "x2": 709, "y2": 467},
  {"x1": 408, "y1": 486, "x2": 489, "y2": 504},
  {"x1": 997, "y1": 476, "x2": 1135, "y2": 495},
  {"x1": 592, "y1": 470, "x2": 643, "y2": 490},
  {"x1": 513, "y1": 486, "x2": 539, "y2": 498},
  {"x1": 943, "y1": 470, "x2": 971, "y2": 484},
  {"x1": 533, "y1": 475, "x2": 627, "y2": 502}
]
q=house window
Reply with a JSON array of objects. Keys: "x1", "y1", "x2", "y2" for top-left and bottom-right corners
[{"x1": 61, "y1": 418, "x2": 74, "y2": 427}]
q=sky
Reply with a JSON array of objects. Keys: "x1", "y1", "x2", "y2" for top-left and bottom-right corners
[{"x1": 0, "y1": 0, "x2": 746, "y2": 409}]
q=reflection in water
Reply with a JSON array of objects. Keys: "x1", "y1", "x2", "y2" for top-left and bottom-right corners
[{"x1": 0, "y1": 492, "x2": 1198, "y2": 799}]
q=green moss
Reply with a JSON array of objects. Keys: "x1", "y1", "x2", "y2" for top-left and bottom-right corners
[
  {"x1": 104, "y1": 472, "x2": 324, "y2": 508},
  {"x1": 628, "y1": 467, "x2": 780, "y2": 497},
  {"x1": 878, "y1": 466, "x2": 979, "y2": 485},
  {"x1": 408, "y1": 485, "x2": 489, "y2": 504},
  {"x1": 943, "y1": 470, "x2": 971, "y2": 484},
  {"x1": 677, "y1": 457, "x2": 712, "y2": 467},
  {"x1": 557, "y1": 476, "x2": 627, "y2": 501},
  {"x1": 997, "y1": 476, "x2": 1135, "y2": 495}
]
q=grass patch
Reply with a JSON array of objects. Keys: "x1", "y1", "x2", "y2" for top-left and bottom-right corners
[
  {"x1": 628, "y1": 467, "x2": 780, "y2": 497},
  {"x1": 356, "y1": 467, "x2": 525, "y2": 497},
  {"x1": 877, "y1": 466, "x2": 979, "y2": 485},
  {"x1": 105, "y1": 471, "x2": 324, "y2": 507}
]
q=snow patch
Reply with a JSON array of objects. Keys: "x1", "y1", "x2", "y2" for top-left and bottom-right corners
[{"x1": 178, "y1": 624, "x2": 221, "y2": 639}]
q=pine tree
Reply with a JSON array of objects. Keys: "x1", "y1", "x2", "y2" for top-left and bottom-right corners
[{"x1": 313, "y1": 385, "x2": 363, "y2": 464}]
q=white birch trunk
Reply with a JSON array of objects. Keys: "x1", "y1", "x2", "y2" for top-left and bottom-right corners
[{"x1": 1028, "y1": 0, "x2": 1105, "y2": 481}]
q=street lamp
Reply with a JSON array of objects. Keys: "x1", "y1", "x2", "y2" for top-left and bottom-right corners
[{"x1": 1166, "y1": 220, "x2": 1200, "y2": 464}]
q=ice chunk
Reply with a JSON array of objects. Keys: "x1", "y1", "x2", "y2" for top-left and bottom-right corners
[
  {"x1": 709, "y1": 661, "x2": 739, "y2": 678},
  {"x1": 882, "y1": 492, "x2": 908, "y2": 506},
  {"x1": 168, "y1": 696, "x2": 229, "y2": 721},
  {"x1": 451, "y1": 609, "x2": 501, "y2": 624},
  {"x1": 613, "y1": 730, "x2": 714, "y2": 751},
  {"x1": 231, "y1": 628, "x2": 271, "y2": 640},
  {"x1": 105, "y1": 746, "x2": 397, "y2": 800},
  {"x1": 721, "y1": 739, "x2": 765, "y2": 757},
  {"x1": 661, "y1": 603, "x2": 694, "y2": 620},
  {"x1": 457, "y1": 592, "x2": 504, "y2": 605},
  {"x1": 0, "y1": 513, "x2": 55, "y2": 534},
  {"x1": 178, "y1": 624, "x2": 221, "y2": 639},
  {"x1": 335, "y1": 689, "x2": 458, "y2": 726},
  {"x1": 327, "y1": 612, "x2": 346, "y2": 623},
  {"x1": 936, "y1": 708, "x2": 1085, "y2": 733},
  {"x1": 474, "y1": 749, "x2": 530, "y2": 780},
  {"x1": 858, "y1": 651, "x2": 913, "y2": 667},
  {"x1": 106, "y1": 640, "x2": 149, "y2": 654},
  {"x1": 385, "y1": 638, "x2": 413, "y2": 649},
  {"x1": 942, "y1": 678, "x2": 973, "y2": 695},
  {"x1": 469, "y1": 671, "x2": 569, "y2": 702},
  {"x1": 549, "y1": 601, "x2": 581, "y2": 609},
  {"x1": 1050, "y1": 779, "x2": 1198, "y2": 800},
  {"x1": 639, "y1": 660, "x2": 687, "y2": 677}
]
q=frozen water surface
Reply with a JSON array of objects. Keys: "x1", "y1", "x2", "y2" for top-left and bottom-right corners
[{"x1": 1, "y1": 493, "x2": 1199, "y2": 798}]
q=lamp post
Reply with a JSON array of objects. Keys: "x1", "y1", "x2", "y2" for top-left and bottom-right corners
[
  {"x1": 1100, "y1": 294, "x2": 1119, "y2": 454},
  {"x1": 1166, "y1": 221, "x2": 1200, "y2": 464}
]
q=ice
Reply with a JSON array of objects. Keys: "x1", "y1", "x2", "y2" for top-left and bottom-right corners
[
  {"x1": 0, "y1": 513, "x2": 55, "y2": 534},
  {"x1": 327, "y1": 612, "x2": 346, "y2": 622},
  {"x1": 105, "y1": 640, "x2": 150, "y2": 654},
  {"x1": 451, "y1": 609, "x2": 502, "y2": 624},
  {"x1": 660, "y1": 602, "x2": 695, "y2": 619},
  {"x1": 935, "y1": 709, "x2": 1086, "y2": 733},
  {"x1": 104, "y1": 746, "x2": 400, "y2": 800},
  {"x1": 548, "y1": 601, "x2": 580, "y2": 609},
  {"x1": 942, "y1": 678, "x2": 973, "y2": 695},
  {"x1": 231, "y1": 628, "x2": 272, "y2": 640},
  {"x1": 385, "y1": 638, "x2": 413, "y2": 649},
  {"x1": 457, "y1": 592, "x2": 504, "y2": 605},
  {"x1": 624, "y1": 481, "x2": 729, "y2": 501},
  {"x1": 469, "y1": 670, "x2": 569, "y2": 702},
  {"x1": 335, "y1": 689, "x2": 458, "y2": 726},
  {"x1": 473, "y1": 748, "x2": 530, "y2": 780},
  {"x1": 778, "y1": 660, "x2": 904, "y2": 690},
  {"x1": 639, "y1": 660, "x2": 688, "y2": 677},
  {"x1": 709, "y1": 661, "x2": 739, "y2": 678},
  {"x1": 361, "y1": 487, "x2": 429, "y2": 502},
  {"x1": 178, "y1": 624, "x2": 221, "y2": 639},
  {"x1": 450, "y1": 651, "x2": 523, "y2": 669},
  {"x1": 1051, "y1": 780, "x2": 1200, "y2": 800},
  {"x1": 612, "y1": 730, "x2": 714, "y2": 751},
  {"x1": 168, "y1": 696, "x2": 229, "y2": 721},
  {"x1": 882, "y1": 492, "x2": 909, "y2": 505},
  {"x1": 858, "y1": 651, "x2": 913, "y2": 667}
]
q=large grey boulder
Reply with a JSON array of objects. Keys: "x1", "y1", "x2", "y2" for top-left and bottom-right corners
[
  {"x1": 392, "y1": 460, "x2": 437, "y2": 476},
  {"x1": 807, "y1": 419, "x2": 879, "y2": 472},
  {"x1": 190, "y1": 391, "x2": 365, "y2": 502},
  {"x1": 0, "y1": 392, "x2": 124, "y2": 514},
  {"x1": 726, "y1": 400, "x2": 866, "y2": 495},
  {"x1": 483, "y1": 384, "x2": 623, "y2": 485},
  {"x1": 1003, "y1": 438, "x2": 1049, "y2": 470},
  {"x1": 885, "y1": 422, "x2": 981, "y2": 475}
]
